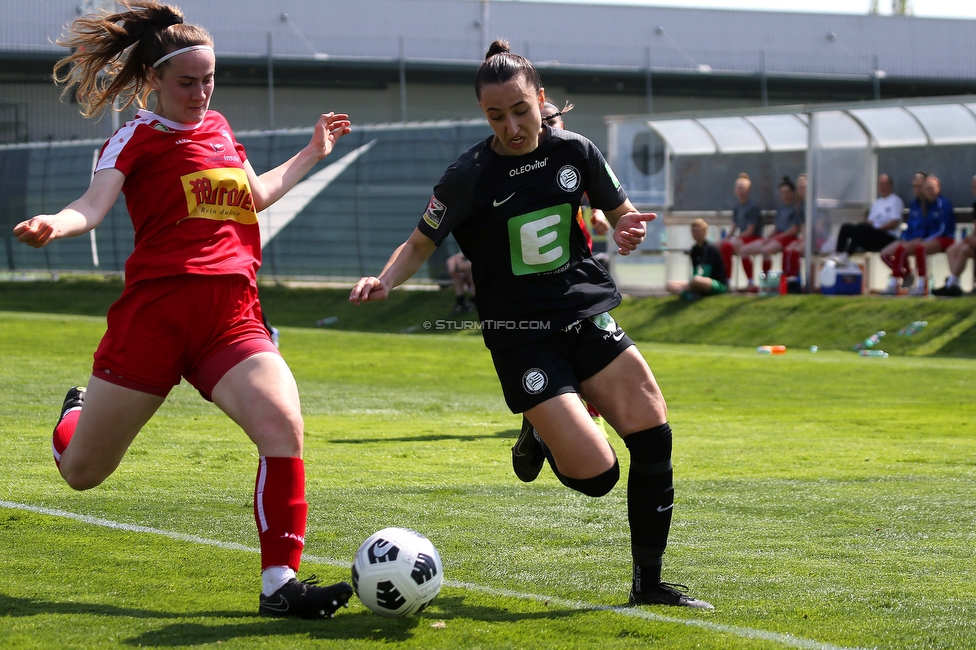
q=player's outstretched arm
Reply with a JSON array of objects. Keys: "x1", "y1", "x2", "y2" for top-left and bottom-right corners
[
  {"x1": 246, "y1": 112, "x2": 352, "y2": 212},
  {"x1": 350, "y1": 229, "x2": 437, "y2": 305},
  {"x1": 13, "y1": 168, "x2": 124, "y2": 248},
  {"x1": 605, "y1": 200, "x2": 656, "y2": 256}
]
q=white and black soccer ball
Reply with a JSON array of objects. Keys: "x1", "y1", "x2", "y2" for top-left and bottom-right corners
[{"x1": 352, "y1": 527, "x2": 443, "y2": 618}]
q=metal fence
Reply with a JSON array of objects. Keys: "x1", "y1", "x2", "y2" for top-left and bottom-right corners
[{"x1": 0, "y1": 119, "x2": 492, "y2": 281}]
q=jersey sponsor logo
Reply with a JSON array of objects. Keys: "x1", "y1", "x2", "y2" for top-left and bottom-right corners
[
  {"x1": 522, "y1": 368, "x2": 548, "y2": 395},
  {"x1": 423, "y1": 195, "x2": 447, "y2": 229},
  {"x1": 493, "y1": 192, "x2": 516, "y2": 207},
  {"x1": 556, "y1": 165, "x2": 581, "y2": 192},
  {"x1": 180, "y1": 167, "x2": 257, "y2": 225},
  {"x1": 604, "y1": 162, "x2": 621, "y2": 189},
  {"x1": 508, "y1": 204, "x2": 573, "y2": 276},
  {"x1": 509, "y1": 156, "x2": 548, "y2": 177}
]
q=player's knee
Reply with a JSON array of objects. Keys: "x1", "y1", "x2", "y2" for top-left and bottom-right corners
[
  {"x1": 558, "y1": 459, "x2": 619, "y2": 497},
  {"x1": 59, "y1": 462, "x2": 107, "y2": 491}
]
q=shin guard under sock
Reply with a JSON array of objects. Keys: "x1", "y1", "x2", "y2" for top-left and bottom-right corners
[
  {"x1": 892, "y1": 244, "x2": 907, "y2": 278},
  {"x1": 915, "y1": 245, "x2": 927, "y2": 279},
  {"x1": 720, "y1": 241, "x2": 734, "y2": 279},
  {"x1": 741, "y1": 255, "x2": 754, "y2": 282},
  {"x1": 624, "y1": 423, "x2": 674, "y2": 570},
  {"x1": 254, "y1": 456, "x2": 308, "y2": 572}
]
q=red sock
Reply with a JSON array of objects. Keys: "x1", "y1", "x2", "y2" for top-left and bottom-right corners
[
  {"x1": 892, "y1": 244, "x2": 906, "y2": 278},
  {"x1": 719, "y1": 241, "x2": 733, "y2": 278},
  {"x1": 741, "y1": 255, "x2": 754, "y2": 281},
  {"x1": 762, "y1": 257, "x2": 772, "y2": 274},
  {"x1": 53, "y1": 409, "x2": 80, "y2": 468},
  {"x1": 254, "y1": 456, "x2": 308, "y2": 572},
  {"x1": 915, "y1": 245, "x2": 927, "y2": 279}
]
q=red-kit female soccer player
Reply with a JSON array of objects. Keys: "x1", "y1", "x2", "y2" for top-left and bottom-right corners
[
  {"x1": 350, "y1": 39, "x2": 713, "y2": 610},
  {"x1": 13, "y1": 1, "x2": 352, "y2": 619}
]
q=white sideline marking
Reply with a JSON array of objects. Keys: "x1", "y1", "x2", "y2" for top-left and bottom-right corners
[{"x1": 1, "y1": 500, "x2": 866, "y2": 650}]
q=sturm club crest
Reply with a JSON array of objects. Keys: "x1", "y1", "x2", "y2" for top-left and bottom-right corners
[
  {"x1": 522, "y1": 368, "x2": 548, "y2": 395},
  {"x1": 556, "y1": 165, "x2": 581, "y2": 192}
]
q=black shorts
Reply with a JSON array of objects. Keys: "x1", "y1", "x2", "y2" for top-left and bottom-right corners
[{"x1": 490, "y1": 312, "x2": 634, "y2": 413}]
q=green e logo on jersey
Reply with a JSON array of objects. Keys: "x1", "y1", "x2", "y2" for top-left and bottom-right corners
[{"x1": 508, "y1": 204, "x2": 572, "y2": 276}]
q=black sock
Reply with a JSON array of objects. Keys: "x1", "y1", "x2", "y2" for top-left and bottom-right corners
[
  {"x1": 624, "y1": 423, "x2": 674, "y2": 582},
  {"x1": 455, "y1": 295, "x2": 465, "y2": 304},
  {"x1": 633, "y1": 564, "x2": 662, "y2": 592}
]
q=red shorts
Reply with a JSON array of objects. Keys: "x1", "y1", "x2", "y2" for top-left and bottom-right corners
[
  {"x1": 768, "y1": 232, "x2": 797, "y2": 248},
  {"x1": 92, "y1": 274, "x2": 278, "y2": 399},
  {"x1": 934, "y1": 236, "x2": 955, "y2": 251}
]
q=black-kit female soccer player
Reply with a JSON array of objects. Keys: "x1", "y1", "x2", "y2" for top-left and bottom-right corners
[
  {"x1": 13, "y1": 1, "x2": 353, "y2": 619},
  {"x1": 350, "y1": 40, "x2": 712, "y2": 610}
]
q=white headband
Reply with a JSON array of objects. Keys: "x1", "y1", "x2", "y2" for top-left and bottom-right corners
[{"x1": 152, "y1": 45, "x2": 214, "y2": 68}]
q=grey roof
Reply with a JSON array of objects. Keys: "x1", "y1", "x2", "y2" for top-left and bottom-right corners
[{"x1": 2, "y1": 0, "x2": 975, "y2": 82}]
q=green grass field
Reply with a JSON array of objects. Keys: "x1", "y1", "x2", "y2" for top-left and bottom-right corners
[{"x1": 1, "y1": 287, "x2": 975, "y2": 649}]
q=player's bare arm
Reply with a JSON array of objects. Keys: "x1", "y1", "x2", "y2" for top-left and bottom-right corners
[
  {"x1": 13, "y1": 168, "x2": 124, "y2": 248},
  {"x1": 350, "y1": 228, "x2": 437, "y2": 304},
  {"x1": 245, "y1": 113, "x2": 351, "y2": 212}
]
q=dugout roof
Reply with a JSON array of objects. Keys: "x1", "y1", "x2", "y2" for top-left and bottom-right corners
[{"x1": 642, "y1": 97, "x2": 976, "y2": 155}]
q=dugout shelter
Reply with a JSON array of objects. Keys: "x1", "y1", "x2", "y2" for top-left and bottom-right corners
[{"x1": 606, "y1": 95, "x2": 976, "y2": 292}]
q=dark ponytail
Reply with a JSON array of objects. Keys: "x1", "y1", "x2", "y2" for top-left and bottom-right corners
[{"x1": 475, "y1": 39, "x2": 542, "y2": 99}]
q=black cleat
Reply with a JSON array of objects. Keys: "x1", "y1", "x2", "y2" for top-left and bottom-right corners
[
  {"x1": 932, "y1": 283, "x2": 962, "y2": 297},
  {"x1": 55, "y1": 387, "x2": 86, "y2": 431},
  {"x1": 512, "y1": 417, "x2": 546, "y2": 482},
  {"x1": 259, "y1": 576, "x2": 353, "y2": 619},
  {"x1": 630, "y1": 582, "x2": 714, "y2": 610}
]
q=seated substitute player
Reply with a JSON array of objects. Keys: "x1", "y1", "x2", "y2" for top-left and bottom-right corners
[
  {"x1": 781, "y1": 173, "x2": 807, "y2": 292},
  {"x1": 880, "y1": 174, "x2": 955, "y2": 296},
  {"x1": 350, "y1": 39, "x2": 712, "y2": 610},
  {"x1": 739, "y1": 176, "x2": 802, "y2": 284},
  {"x1": 665, "y1": 218, "x2": 728, "y2": 301},
  {"x1": 933, "y1": 174, "x2": 976, "y2": 296},
  {"x1": 719, "y1": 173, "x2": 764, "y2": 292},
  {"x1": 13, "y1": 1, "x2": 353, "y2": 619}
]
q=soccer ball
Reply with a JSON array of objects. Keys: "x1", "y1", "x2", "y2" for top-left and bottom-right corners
[{"x1": 352, "y1": 527, "x2": 443, "y2": 618}]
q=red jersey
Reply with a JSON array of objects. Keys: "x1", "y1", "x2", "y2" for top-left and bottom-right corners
[{"x1": 96, "y1": 110, "x2": 260, "y2": 285}]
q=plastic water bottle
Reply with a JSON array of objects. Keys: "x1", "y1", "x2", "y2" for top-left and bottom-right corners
[
  {"x1": 859, "y1": 350, "x2": 889, "y2": 358},
  {"x1": 853, "y1": 331, "x2": 885, "y2": 351},
  {"x1": 897, "y1": 321, "x2": 928, "y2": 336},
  {"x1": 757, "y1": 345, "x2": 786, "y2": 354},
  {"x1": 317, "y1": 316, "x2": 339, "y2": 327}
]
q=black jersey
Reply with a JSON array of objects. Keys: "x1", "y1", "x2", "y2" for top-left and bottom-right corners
[
  {"x1": 690, "y1": 241, "x2": 727, "y2": 286},
  {"x1": 418, "y1": 126, "x2": 628, "y2": 350}
]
